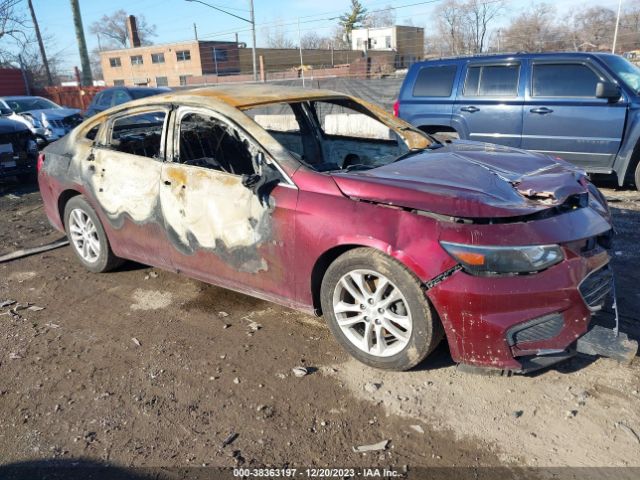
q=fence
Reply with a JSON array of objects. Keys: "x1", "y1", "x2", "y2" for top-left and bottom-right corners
[{"x1": 37, "y1": 86, "x2": 104, "y2": 111}]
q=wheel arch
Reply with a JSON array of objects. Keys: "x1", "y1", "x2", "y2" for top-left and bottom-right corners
[
  {"x1": 310, "y1": 240, "x2": 430, "y2": 315},
  {"x1": 57, "y1": 189, "x2": 82, "y2": 228}
]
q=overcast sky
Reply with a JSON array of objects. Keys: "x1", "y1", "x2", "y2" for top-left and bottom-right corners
[{"x1": 18, "y1": 0, "x2": 628, "y2": 73}]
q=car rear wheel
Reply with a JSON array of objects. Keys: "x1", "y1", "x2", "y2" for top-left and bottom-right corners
[
  {"x1": 320, "y1": 248, "x2": 443, "y2": 371},
  {"x1": 635, "y1": 161, "x2": 640, "y2": 191},
  {"x1": 64, "y1": 196, "x2": 123, "y2": 273}
]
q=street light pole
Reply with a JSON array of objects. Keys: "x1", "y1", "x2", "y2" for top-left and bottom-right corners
[
  {"x1": 613, "y1": 0, "x2": 623, "y2": 54},
  {"x1": 185, "y1": 0, "x2": 258, "y2": 82}
]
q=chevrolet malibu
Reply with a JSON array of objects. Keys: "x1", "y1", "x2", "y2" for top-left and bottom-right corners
[{"x1": 37, "y1": 85, "x2": 618, "y2": 372}]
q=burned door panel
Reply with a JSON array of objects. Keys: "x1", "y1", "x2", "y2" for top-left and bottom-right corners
[
  {"x1": 160, "y1": 109, "x2": 298, "y2": 300},
  {"x1": 82, "y1": 109, "x2": 173, "y2": 266}
]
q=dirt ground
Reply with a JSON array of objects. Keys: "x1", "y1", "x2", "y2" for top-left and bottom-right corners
[{"x1": 0, "y1": 179, "x2": 639, "y2": 478}]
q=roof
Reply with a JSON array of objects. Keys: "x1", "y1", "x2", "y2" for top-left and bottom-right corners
[
  {"x1": 166, "y1": 85, "x2": 347, "y2": 109},
  {"x1": 420, "y1": 51, "x2": 619, "y2": 63},
  {"x1": 0, "y1": 95, "x2": 48, "y2": 100}
]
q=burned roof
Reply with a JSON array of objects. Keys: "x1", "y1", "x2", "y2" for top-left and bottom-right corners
[{"x1": 155, "y1": 84, "x2": 347, "y2": 109}]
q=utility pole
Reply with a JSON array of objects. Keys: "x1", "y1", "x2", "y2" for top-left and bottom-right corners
[
  {"x1": 193, "y1": 23, "x2": 198, "y2": 41},
  {"x1": 185, "y1": 0, "x2": 257, "y2": 81},
  {"x1": 297, "y1": 17, "x2": 305, "y2": 87},
  {"x1": 27, "y1": 0, "x2": 53, "y2": 86},
  {"x1": 70, "y1": 0, "x2": 93, "y2": 86},
  {"x1": 612, "y1": 0, "x2": 623, "y2": 54}
]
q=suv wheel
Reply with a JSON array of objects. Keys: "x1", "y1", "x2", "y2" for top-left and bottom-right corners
[
  {"x1": 635, "y1": 161, "x2": 640, "y2": 191},
  {"x1": 64, "y1": 196, "x2": 123, "y2": 273},
  {"x1": 320, "y1": 248, "x2": 443, "y2": 371}
]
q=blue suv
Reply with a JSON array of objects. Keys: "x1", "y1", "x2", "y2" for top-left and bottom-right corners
[{"x1": 396, "y1": 52, "x2": 640, "y2": 189}]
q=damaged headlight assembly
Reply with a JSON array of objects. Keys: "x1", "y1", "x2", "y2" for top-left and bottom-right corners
[{"x1": 440, "y1": 242, "x2": 564, "y2": 275}]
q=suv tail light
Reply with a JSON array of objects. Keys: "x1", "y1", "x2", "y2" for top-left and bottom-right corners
[
  {"x1": 37, "y1": 153, "x2": 45, "y2": 173},
  {"x1": 393, "y1": 99, "x2": 399, "y2": 117}
]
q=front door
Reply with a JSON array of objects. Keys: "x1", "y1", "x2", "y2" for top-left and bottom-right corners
[
  {"x1": 522, "y1": 59, "x2": 627, "y2": 170},
  {"x1": 159, "y1": 108, "x2": 298, "y2": 302},
  {"x1": 453, "y1": 61, "x2": 524, "y2": 148},
  {"x1": 84, "y1": 107, "x2": 174, "y2": 267}
]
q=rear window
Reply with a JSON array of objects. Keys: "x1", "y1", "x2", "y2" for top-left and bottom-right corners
[
  {"x1": 412, "y1": 65, "x2": 457, "y2": 97},
  {"x1": 464, "y1": 64, "x2": 520, "y2": 96},
  {"x1": 532, "y1": 63, "x2": 600, "y2": 97}
]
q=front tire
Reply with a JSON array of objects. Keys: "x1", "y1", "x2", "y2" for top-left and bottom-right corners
[
  {"x1": 64, "y1": 196, "x2": 123, "y2": 273},
  {"x1": 635, "y1": 160, "x2": 640, "y2": 191},
  {"x1": 320, "y1": 248, "x2": 443, "y2": 371}
]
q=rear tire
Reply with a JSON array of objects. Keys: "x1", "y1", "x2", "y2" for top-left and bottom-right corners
[
  {"x1": 320, "y1": 248, "x2": 443, "y2": 371},
  {"x1": 64, "y1": 195, "x2": 123, "y2": 273},
  {"x1": 635, "y1": 161, "x2": 640, "y2": 191}
]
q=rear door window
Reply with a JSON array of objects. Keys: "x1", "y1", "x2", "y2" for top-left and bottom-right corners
[
  {"x1": 532, "y1": 63, "x2": 600, "y2": 97},
  {"x1": 412, "y1": 65, "x2": 457, "y2": 97},
  {"x1": 464, "y1": 64, "x2": 520, "y2": 96}
]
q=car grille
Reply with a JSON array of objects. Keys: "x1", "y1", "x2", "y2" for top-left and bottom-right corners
[
  {"x1": 579, "y1": 265, "x2": 613, "y2": 310},
  {"x1": 49, "y1": 114, "x2": 83, "y2": 130},
  {"x1": 507, "y1": 313, "x2": 565, "y2": 346}
]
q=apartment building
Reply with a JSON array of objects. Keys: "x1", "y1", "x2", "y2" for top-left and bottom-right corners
[{"x1": 100, "y1": 40, "x2": 240, "y2": 88}]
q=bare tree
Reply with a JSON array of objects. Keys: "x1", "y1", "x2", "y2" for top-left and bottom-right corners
[
  {"x1": 571, "y1": 6, "x2": 616, "y2": 50},
  {"x1": 89, "y1": 9, "x2": 157, "y2": 49},
  {"x1": 262, "y1": 22, "x2": 295, "y2": 49},
  {"x1": 464, "y1": 0, "x2": 503, "y2": 53},
  {"x1": 364, "y1": 5, "x2": 396, "y2": 28},
  {"x1": 435, "y1": 0, "x2": 466, "y2": 55},
  {"x1": 0, "y1": 0, "x2": 28, "y2": 44},
  {"x1": 300, "y1": 31, "x2": 333, "y2": 49},
  {"x1": 501, "y1": 3, "x2": 561, "y2": 52}
]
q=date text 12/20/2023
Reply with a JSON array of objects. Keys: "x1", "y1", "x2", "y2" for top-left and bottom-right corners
[{"x1": 233, "y1": 468, "x2": 402, "y2": 477}]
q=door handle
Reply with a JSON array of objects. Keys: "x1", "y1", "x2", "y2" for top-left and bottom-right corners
[
  {"x1": 530, "y1": 107, "x2": 553, "y2": 114},
  {"x1": 460, "y1": 106, "x2": 480, "y2": 113}
]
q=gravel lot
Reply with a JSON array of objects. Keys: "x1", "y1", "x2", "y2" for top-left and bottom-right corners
[{"x1": 0, "y1": 180, "x2": 638, "y2": 478}]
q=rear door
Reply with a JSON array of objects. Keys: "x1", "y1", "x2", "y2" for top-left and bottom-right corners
[
  {"x1": 399, "y1": 63, "x2": 457, "y2": 130},
  {"x1": 453, "y1": 60, "x2": 524, "y2": 148},
  {"x1": 522, "y1": 58, "x2": 627, "y2": 170},
  {"x1": 86, "y1": 106, "x2": 173, "y2": 266}
]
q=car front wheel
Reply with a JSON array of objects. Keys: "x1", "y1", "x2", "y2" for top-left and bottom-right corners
[
  {"x1": 64, "y1": 195, "x2": 123, "y2": 273},
  {"x1": 320, "y1": 248, "x2": 443, "y2": 371}
]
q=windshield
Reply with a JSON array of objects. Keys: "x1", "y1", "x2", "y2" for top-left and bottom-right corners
[
  {"x1": 600, "y1": 55, "x2": 640, "y2": 93},
  {"x1": 243, "y1": 98, "x2": 431, "y2": 172},
  {"x1": 5, "y1": 97, "x2": 61, "y2": 113}
]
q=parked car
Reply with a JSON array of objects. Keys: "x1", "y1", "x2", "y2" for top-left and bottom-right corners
[
  {"x1": 0, "y1": 96, "x2": 83, "y2": 147},
  {"x1": 37, "y1": 85, "x2": 630, "y2": 372},
  {"x1": 0, "y1": 107, "x2": 39, "y2": 181},
  {"x1": 396, "y1": 52, "x2": 640, "y2": 190},
  {"x1": 84, "y1": 86, "x2": 171, "y2": 117}
]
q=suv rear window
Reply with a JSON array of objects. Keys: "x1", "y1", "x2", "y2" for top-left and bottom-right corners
[
  {"x1": 412, "y1": 65, "x2": 457, "y2": 97},
  {"x1": 464, "y1": 64, "x2": 519, "y2": 96},
  {"x1": 532, "y1": 63, "x2": 600, "y2": 97}
]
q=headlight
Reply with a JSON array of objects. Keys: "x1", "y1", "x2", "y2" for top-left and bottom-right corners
[{"x1": 440, "y1": 241, "x2": 564, "y2": 275}]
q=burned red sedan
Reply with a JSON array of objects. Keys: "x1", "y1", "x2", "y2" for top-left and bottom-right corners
[{"x1": 37, "y1": 85, "x2": 624, "y2": 372}]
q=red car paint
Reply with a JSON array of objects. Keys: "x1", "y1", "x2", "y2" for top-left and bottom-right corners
[{"x1": 37, "y1": 88, "x2": 614, "y2": 372}]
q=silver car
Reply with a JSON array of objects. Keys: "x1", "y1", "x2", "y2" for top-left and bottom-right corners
[{"x1": 0, "y1": 96, "x2": 83, "y2": 146}]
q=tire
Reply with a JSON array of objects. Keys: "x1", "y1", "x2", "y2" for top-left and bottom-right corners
[
  {"x1": 635, "y1": 161, "x2": 640, "y2": 191},
  {"x1": 63, "y1": 195, "x2": 123, "y2": 273},
  {"x1": 320, "y1": 248, "x2": 443, "y2": 371}
]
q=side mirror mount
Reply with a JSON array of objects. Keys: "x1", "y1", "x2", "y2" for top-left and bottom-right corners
[{"x1": 596, "y1": 81, "x2": 621, "y2": 101}]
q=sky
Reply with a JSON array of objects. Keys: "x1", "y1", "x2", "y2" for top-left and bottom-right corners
[{"x1": 11, "y1": 0, "x2": 627, "y2": 73}]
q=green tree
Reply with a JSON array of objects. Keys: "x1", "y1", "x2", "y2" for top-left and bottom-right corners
[{"x1": 339, "y1": 0, "x2": 367, "y2": 45}]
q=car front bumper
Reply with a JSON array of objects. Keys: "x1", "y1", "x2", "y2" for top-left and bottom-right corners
[{"x1": 427, "y1": 242, "x2": 635, "y2": 372}]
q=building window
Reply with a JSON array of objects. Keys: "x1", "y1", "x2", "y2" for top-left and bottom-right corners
[
  {"x1": 156, "y1": 76, "x2": 168, "y2": 87},
  {"x1": 151, "y1": 53, "x2": 165, "y2": 64},
  {"x1": 130, "y1": 55, "x2": 143, "y2": 65},
  {"x1": 176, "y1": 50, "x2": 191, "y2": 61},
  {"x1": 179, "y1": 75, "x2": 192, "y2": 86},
  {"x1": 385, "y1": 36, "x2": 391, "y2": 48},
  {"x1": 113, "y1": 79, "x2": 125, "y2": 86},
  {"x1": 213, "y1": 48, "x2": 228, "y2": 62},
  {"x1": 109, "y1": 57, "x2": 121, "y2": 67}
]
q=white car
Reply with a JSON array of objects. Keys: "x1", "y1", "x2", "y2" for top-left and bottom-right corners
[{"x1": 0, "y1": 96, "x2": 83, "y2": 146}]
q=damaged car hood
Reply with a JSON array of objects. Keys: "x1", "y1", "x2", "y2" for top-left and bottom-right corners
[{"x1": 331, "y1": 141, "x2": 588, "y2": 218}]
